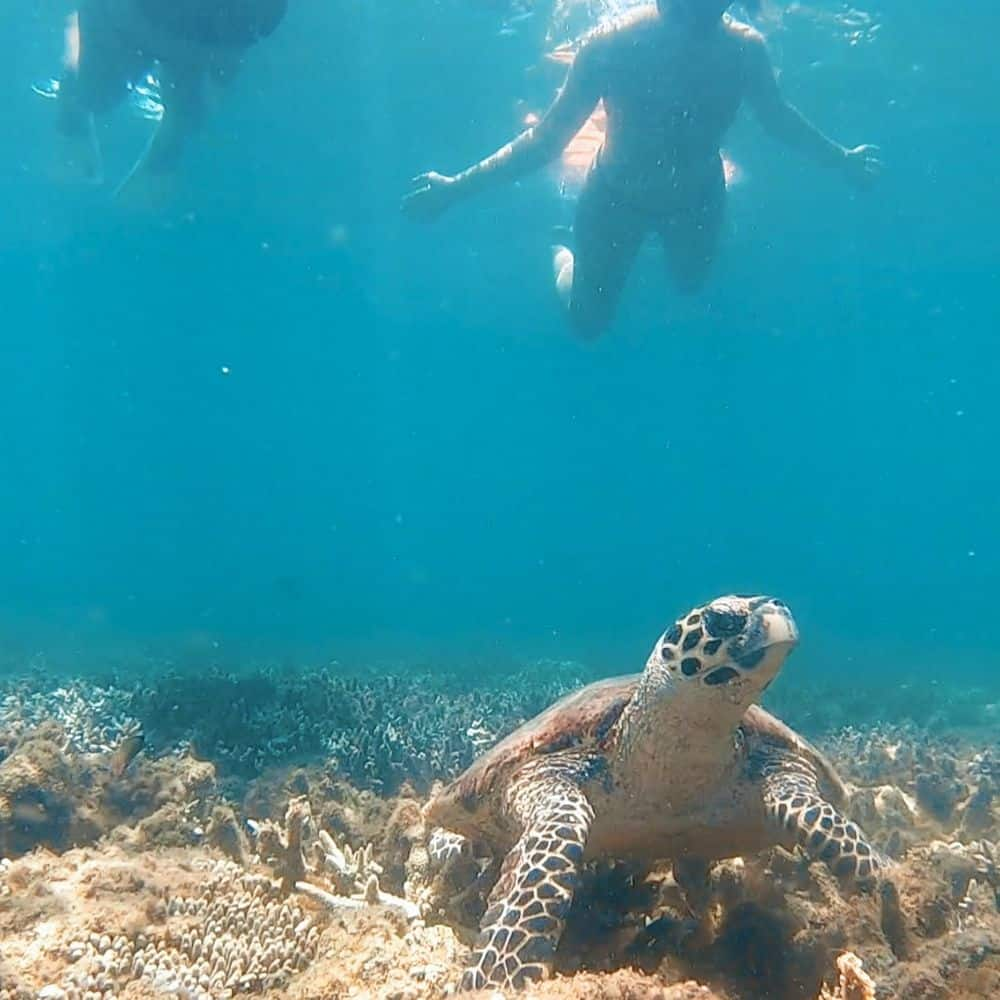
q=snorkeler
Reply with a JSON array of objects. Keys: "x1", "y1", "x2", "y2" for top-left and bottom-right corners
[
  {"x1": 55, "y1": 0, "x2": 288, "y2": 206},
  {"x1": 403, "y1": 0, "x2": 881, "y2": 339}
]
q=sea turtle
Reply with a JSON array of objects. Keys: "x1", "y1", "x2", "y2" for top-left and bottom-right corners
[{"x1": 425, "y1": 594, "x2": 886, "y2": 992}]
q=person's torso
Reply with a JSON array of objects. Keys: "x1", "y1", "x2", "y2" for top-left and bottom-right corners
[{"x1": 592, "y1": 11, "x2": 752, "y2": 194}]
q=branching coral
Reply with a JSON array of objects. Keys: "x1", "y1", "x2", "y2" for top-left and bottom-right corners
[
  {"x1": 0, "y1": 680, "x2": 137, "y2": 756},
  {"x1": 296, "y1": 824, "x2": 421, "y2": 921},
  {"x1": 3, "y1": 662, "x2": 585, "y2": 792},
  {"x1": 252, "y1": 795, "x2": 311, "y2": 894},
  {"x1": 819, "y1": 952, "x2": 876, "y2": 1000},
  {"x1": 250, "y1": 794, "x2": 422, "y2": 921}
]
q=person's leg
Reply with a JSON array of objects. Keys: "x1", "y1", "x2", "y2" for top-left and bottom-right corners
[
  {"x1": 55, "y1": 1, "x2": 142, "y2": 183},
  {"x1": 555, "y1": 169, "x2": 647, "y2": 340},
  {"x1": 658, "y1": 162, "x2": 727, "y2": 296}
]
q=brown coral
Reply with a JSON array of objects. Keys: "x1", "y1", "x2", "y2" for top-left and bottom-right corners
[
  {"x1": 0, "y1": 722, "x2": 94, "y2": 856},
  {"x1": 818, "y1": 952, "x2": 876, "y2": 1000}
]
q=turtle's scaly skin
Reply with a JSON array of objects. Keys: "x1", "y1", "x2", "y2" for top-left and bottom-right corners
[{"x1": 425, "y1": 595, "x2": 887, "y2": 992}]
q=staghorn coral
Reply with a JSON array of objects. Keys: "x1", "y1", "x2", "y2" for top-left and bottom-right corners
[
  {"x1": 295, "y1": 820, "x2": 422, "y2": 921},
  {"x1": 248, "y1": 793, "x2": 422, "y2": 920},
  {"x1": 310, "y1": 826, "x2": 384, "y2": 895},
  {"x1": 818, "y1": 952, "x2": 876, "y2": 1000},
  {"x1": 252, "y1": 794, "x2": 311, "y2": 894}
]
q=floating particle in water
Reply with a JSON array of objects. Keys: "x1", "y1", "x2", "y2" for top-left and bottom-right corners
[{"x1": 220, "y1": 366, "x2": 231, "y2": 375}]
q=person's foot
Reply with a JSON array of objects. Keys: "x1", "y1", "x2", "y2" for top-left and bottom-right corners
[{"x1": 551, "y1": 244, "x2": 574, "y2": 309}]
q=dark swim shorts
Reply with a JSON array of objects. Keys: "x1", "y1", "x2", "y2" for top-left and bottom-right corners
[{"x1": 135, "y1": 0, "x2": 288, "y2": 47}]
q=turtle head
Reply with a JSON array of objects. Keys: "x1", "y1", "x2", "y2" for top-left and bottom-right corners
[{"x1": 649, "y1": 595, "x2": 798, "y2": 707}]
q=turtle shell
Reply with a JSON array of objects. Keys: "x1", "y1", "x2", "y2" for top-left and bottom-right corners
[
  {"x1": 426, "y1": 679, "x2": 849, "y2": 846},
  {"x1": 740, "y1": 704, "x2": 850, "y2": 808},
  {"x1": 425, "y1": 675, "x2": 637, "y2": 838}
]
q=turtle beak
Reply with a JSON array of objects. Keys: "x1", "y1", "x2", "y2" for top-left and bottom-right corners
[
  {"x1": 760, "y1": 600, "x2": 798, "y2": 650},
  {"x1": 728, "y1": 598, "x2": 798, "y2": 674}
]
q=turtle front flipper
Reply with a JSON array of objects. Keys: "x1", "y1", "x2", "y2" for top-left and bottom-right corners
[
  {"x1": 429, "y1": 828, "x2": 470, "y2": 864},
  {"x1": 762, "y1": 770, "x2": 887, "y2": 883},
  {"x1": 460, "y1": 766, "x2": 594, "y2": 992}
]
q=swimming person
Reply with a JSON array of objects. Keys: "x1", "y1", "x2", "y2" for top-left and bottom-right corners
[
  {"x1": 55, "y1": 0, "x2": 288, "y2": 207},
  {"x1": 403, "y1": 0, "x2": 881, "y2": 339}
]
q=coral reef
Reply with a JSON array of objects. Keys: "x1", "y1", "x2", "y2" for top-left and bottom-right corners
[
  {"x1": 0, "y1": 680, "x2": 137, "y2": 755},
  {"x1": 2, "y1": 666, "x2": 1000, "y2": 999},
  {"x1": 0, "y1": 722, "x2": 97, "y2": 857},
  {"x1": 818, "y1": 953, "x2": 876, "y2": 1000},
  {"x1": 3, "y1": 663, "x2": 585, "y2": 792},
  {"x1": 134, "y1": 661, "x2": 586, "y2": 791},
  {"x1": 250, "y1": 793, "x2": 424, "y2": 921},
  {"x1": 0, "y1": 850, "x2": 323, "y2": 1000},
  {"x1": 0, "y1": 717, "x2": 217, "y2": 860}
]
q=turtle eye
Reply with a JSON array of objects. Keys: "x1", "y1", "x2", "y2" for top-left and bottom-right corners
[{"x1": 703, "y1": 607, "x2": 747, "y2": 638}]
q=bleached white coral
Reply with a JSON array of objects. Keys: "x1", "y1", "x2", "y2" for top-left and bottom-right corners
[
  {"x1": 296, "y1": 826, "x2": 421, "y2": 922},
  {"x1": 0, "y1": 679, "x2": 137, "y2": 755}
]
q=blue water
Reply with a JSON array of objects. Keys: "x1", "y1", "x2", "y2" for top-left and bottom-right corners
[{"x1": 1, "y1": 2, "x2": 996, "y2": 688}]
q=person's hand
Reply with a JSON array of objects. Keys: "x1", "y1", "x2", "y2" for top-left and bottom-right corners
[
  {"x1": 402, "y1": 171, "x2": 460, "y2": 222},
  {"x1": 842, "y1": 144, "x2": 882, "y2": 190}
]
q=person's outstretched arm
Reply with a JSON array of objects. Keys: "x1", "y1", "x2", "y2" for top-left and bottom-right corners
[
  {"x1": 403, "y1": 37, "x2": 605, "y2": 221},
  {"x1": 743, "y1": 31, "x2": 881, "y2": 188}
]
